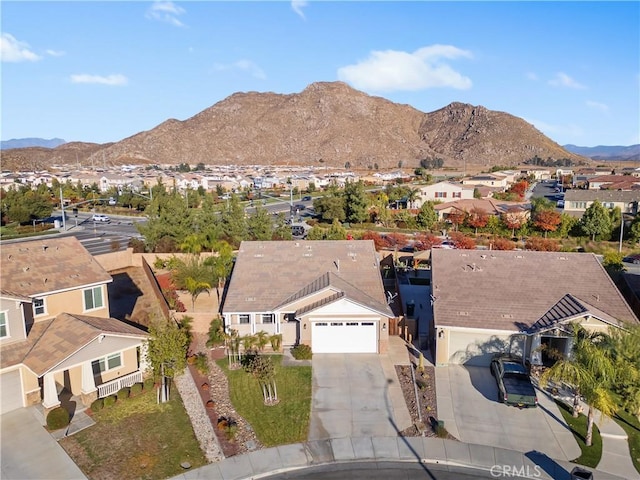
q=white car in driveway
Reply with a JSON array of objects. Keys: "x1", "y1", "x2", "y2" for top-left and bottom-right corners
[{"x1": 91, "y1": 214, "x2": 110, "y2": 223}]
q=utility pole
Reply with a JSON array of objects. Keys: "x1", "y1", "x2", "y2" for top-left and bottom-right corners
[
  {"x1": 59, "y1": 188, "x2": 66, "y2": 231},
  {"x1": 619, "y1": 216, "x2": 624, "y2": 253}
]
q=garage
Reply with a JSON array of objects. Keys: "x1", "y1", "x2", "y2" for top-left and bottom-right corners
[
  {"x1": 312, "y1": 320, "x2": 377, "y2": 353},
  {"x1": 446, "y1": 329, "x2": 515, "y2": 366},
  {"x1": 0, "y1": 370, "x2": 24, "y2": 414}
]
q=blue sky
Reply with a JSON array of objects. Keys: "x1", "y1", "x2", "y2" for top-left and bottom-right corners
[{"x1": 2, "y1": 1, "x2": 639, "y2": 147}]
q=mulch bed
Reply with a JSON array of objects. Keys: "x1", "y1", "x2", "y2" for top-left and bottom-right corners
[{"x1": 395, "y1": 363, "x2": 455, "y2": 439}]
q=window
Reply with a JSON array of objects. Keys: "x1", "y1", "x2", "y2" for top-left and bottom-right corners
[
  {"x1": 239, "y1": 314, "x2": 250, "y2": 324},
  {"x1": 0, "y1": 311, "x2": 7, "y2": 338},
  {"x1": 435, "y1": 191, "x2": 447, "y2": 198},
  {"x1": 91, "y1": 353, "x2": 122, "y2": 375},
  {"x1": 452, "y1": 192, "x2": 462, "y2": 198},
  {"x1": 84, "y1": 286, "x2": 104, "y2": 311},
  {"x1": 262, "y1": 313, "x2": 274, "y2": 324},
  {"x1": 33, "y1": 298, "x2": 45, "y2": 316}
]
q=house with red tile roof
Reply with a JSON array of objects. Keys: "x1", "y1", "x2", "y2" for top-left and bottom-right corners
[{"x1": 0, "y1": 237, "x2": 148, "y2": 414}]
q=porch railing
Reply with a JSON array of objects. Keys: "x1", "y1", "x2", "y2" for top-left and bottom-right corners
[{"x1": 97, "y1": 370, "x2": 143, "y2": 398}]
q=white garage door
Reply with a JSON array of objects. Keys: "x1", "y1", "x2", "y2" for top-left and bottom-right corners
[
  {"x1": 448, "y1": 331, "x2": 512, "y2": 366},
  {"x1": 0, "y1": 370, "x2": 24, "y2": 414},
  {"x1": 312, "y1": 321, "x2": 377, "y2": 353}
]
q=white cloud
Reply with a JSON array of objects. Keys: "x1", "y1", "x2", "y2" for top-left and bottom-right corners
[
  {"x1": 291, "y1": 0, "x2": 308, "y2": 19},
  {"x1": 213, "y1": 59, "x2": 266, "y2": 80},
  {"x1": 585, "y1": 100, "x2": 609, "y2": 114},
  {"x1": 146, "y1": 1, "x2": 186, "y2": 27},
  {"x1": 1, "y1": 33, "x2": 41, "y2": 62},
  {"x1": 337, "y1": 44, "x2": 472, "y2": 92},
  {"x1": 70, "y1": 74, "x2": 128, "y2": 86},
  {"x1": 548, "y1": 72, "x2": 587, "y2": 90},
  {"x1": 46, "y1": 49, "x2": 66, "y2": 57}
]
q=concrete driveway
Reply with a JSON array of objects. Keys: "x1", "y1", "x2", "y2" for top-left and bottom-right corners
[
  {"x1": 436, "y1": 365, "x2": 581, "y2": 462},
  {"x1": 1, "y1": 407, "x2": 86, "y2": 479},
  {"x1": 308, "y1": 353, "x2": 410, "y2": 440}
]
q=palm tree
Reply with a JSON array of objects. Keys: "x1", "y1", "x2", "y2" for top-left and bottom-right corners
[
  {"x1": 241, "y1": 334, "x2": 256, "y2": 357},
  {"x1": 184, "y1": 277, "x2": 211, "y2": 311},
  {"x1": 406, "y1": 188, "x2": 420, "y2": 210},
  {"x1": 255, "y1": 331, "x2": 269, "y2": 352},
  {"x1": 539, "y1": 324, "x2": 618, "y2": 446}
]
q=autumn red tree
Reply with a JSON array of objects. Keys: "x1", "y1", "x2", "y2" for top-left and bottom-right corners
[
  {"x1": 446, "y1": 210, "x2": 467, "y2": 231},
  {"x1": 362, "y1": 231, "x2": 385, "y2": 250},
  {"x1": 501, "y1": 206, "x2": 527, "y2": 238},
  {"x1": 508, "y1": 179, "x2": 529, "y2": 199},
  {"x1": 449, "y1": 231, "x2": 476, "y2": 249},
  {"x1": 413, "y1": 233, "x2": 441, "y2": 251},
  {"x1": 466, "y1": 208, "x2": 489, "y2": 235},
  {"x1": 525, "y1": 237, "x2": 560, "y2": 251},
  {"x1": 533, "y1": 209, "x2": 562, "y2": 237}
]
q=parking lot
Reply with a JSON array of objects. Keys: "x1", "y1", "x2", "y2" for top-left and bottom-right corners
[{"x1": 436, "y1": 365, "x2": 581, "y2": 462}]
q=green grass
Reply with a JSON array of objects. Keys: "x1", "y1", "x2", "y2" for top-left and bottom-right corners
[
  {"x1": 59, "y1": 382, "x2": 206, "y2": 480},
  {"x1": 612, "y1": 408, "x2": 640, "y2": 474},
  {"x1": 555, "y1": 400, "x2": 603, "y2": 468},
  {"x1": 218, "y1": 355, "x2": 312, "y2": 447}
]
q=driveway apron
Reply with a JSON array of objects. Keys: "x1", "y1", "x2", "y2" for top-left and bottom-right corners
[
  {"x1": 1, "y1": 407, "x2": 86, "y2": 480},
  {"x1": 308, "y1": 354, "x2": 401, "y2": 440}
]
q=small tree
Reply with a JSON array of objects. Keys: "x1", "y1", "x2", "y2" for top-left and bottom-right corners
[
  {"x1": 580, "y1": 200, "x2": 612, "y2": 241},
  {"x1": 416, "y1": 201, "x2": 438, "y2": 230},
  {"x1": 184, "y1": 277, "x2": 211, "y2": 311},
  {"x1": 539, "y1": 324, "x2": 617, "y2": 447},
  {"x1": 248, "y1": 355, "x2": 278, "y2": 405},
  {"x1": 146, "y1": 318, "x2": 190, "y2": 403},
  {"x1": 501, "y1": 206, "x2": 526, "y2": 238},
  {"x1": 206, "y1": 317, "x2": 225, "y2": 348},
  {"x1": 466, "y1": 207, "x2": 489, "y2": 235},
  {"x1": 255, "y1": 331, "x2": 269, "y2": 352},
  {"x1": 446, "y1": 210, "x2": 466, "y2": 232},
  {"x1": 533, "y1": 209, "x2": 561, "y2": 237}
]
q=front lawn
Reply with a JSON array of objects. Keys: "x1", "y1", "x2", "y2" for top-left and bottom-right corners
[
  {"x1": 60, "y1": 382, "x2": 206, "y2": 480},
  {"x1": 613, "y1": 408, "x2": 640, "y2": 474},
  {"x1": 555, "y1": 400, "x2": 603, "y2": 468},
  {"x1": 218, "y1": 355, "x2": 312, "y2": 447}
]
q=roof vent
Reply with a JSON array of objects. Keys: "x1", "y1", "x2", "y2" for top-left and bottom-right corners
[
  {"x1": 458, "y1": 311, "x2": 469, "y2": 316},
  {"x1": 246, "y1": 297, "x2": 256, "y2": 302},
  {"x1": 23, "y1": 267, "x2": 29, "y2": 272},
  {"x1": 501, "y1": 313, "x2": 513, "y2": 319},
  {"x1": 42, "y1": 245, "x2": 48, "y2": 251},
  {"x1": 253, "y1": 253, "x2": 264, "y2": 258}
]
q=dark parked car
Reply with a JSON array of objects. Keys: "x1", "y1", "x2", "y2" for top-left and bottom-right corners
[
  {"x1": 623, "y1": 254, "x2": 640, "y2": 265},
  {"x1": 490, "y1": 354, "x2": 538, "y2": 408}
]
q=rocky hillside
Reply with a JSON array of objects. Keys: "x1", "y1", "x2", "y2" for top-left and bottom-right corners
[{"x1": 2, "y1": 81, "x2": 586, "y2": 171}]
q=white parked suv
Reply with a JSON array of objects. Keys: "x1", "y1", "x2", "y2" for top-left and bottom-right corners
[{"x1": 92, "y1": 214, "x2": 110, "y2": 222}]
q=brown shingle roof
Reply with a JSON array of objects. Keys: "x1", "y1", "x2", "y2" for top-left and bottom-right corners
[
  {"x1": 21, "y1": 313, "x2": 147, "y2": 375},
  {"x1": 222, "y1": 240, "x2": 392, "y2": 316},
  {"x1": 0, "y1": 237, "x2": 112, "y2": 298},
  {"x1": 431, "y1": 250, "x2": 638, "y2": 332}
]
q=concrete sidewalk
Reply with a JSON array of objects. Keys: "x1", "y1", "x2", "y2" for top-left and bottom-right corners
[{"x1": 169, "y1": 436, "x2": 628, "y2": 480}]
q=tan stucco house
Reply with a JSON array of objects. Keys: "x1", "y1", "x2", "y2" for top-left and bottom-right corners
[
  {"x1": 221, "y1": 240, "x2": 394, "y2": 354},
  {"x1": 430, "y1": 249, "x2": 638, "y2": 367},
  {"x1": 0, "y1": 237, "x2": 148, "y2": 414}
]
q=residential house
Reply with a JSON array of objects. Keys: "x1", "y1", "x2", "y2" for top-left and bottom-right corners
[
  {"x1": 0, "y1": 237, "x2": 148, "y2": 414},
  {"x1": 520, "y1": 169, "x2": 552, "y2": 181},
  {"x1": 221, "y1": 240, "x2": 394, "y2": 354},
  {"x1": 462, "y1": 173, "x2": 509, "y2": 189},
  {"x1": 434, "y1": 198, "x2": 529, "y2": 222},
  {"x1": 563, "y1": 190, "x2": 639, "y2": 217},
  {"x1": 587, "y1": 175, "x2": 640, "y2": 190},
  {"x1": 413, "y1": 181, "x2": 475, "y2": 208},
  {"x1": 430, "y1": 249, "x2": 638, "y2": 367}
]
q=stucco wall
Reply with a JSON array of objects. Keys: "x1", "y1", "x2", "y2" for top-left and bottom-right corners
[
  {"x1": 0, "y1": 297, "x2": 26, "y2": 345},
  {"x1": 35, "y1": 285, "x2": 110, "y2": 322}
]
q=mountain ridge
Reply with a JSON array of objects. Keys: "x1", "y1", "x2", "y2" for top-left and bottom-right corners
[{"x1": 2, "y1": 81, "x2": 591, "y2": 171}]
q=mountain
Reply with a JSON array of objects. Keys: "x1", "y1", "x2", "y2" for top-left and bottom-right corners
[
  {"x1": 2, "y1": 82, "x2": 587, "y2": 171},
  {"x1": 563, "y1": 144, "x2": 640, "y2": 161},
  {"x1": 1, "y1": 137, "x2": 66, "y2": 150}
]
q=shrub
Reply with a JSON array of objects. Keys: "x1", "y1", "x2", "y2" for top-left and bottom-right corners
[
  {"x1": 206, "y1": 317, "x2": 226, "y2": 347},
  {"x1": 90, "y1": 398, "x2": 104, "y2": 412},
  {"x1": 104, "y1": 395, "x2": 117, "y2": 408},
  {"x1": 46, "y1": 407, "x2": 70, "y2": 430},
  {"x1": 143, "y1": 377, "x2": 155, "y2": 390},
  {"x1": 130, "y1": 382, "x2": 143, "y2": 396},
  {"x1": 291, "y1": 344, "x2": 312, "y2": 360},
  {"x1": 117, "y1": 387, "x2": 130, "y2": 401},
  {"x1": 269, "y1": 334, "x2": 283, "y2": 352},
  {"x1": 194, "y1": 352, "x2": 209, "y2": 375}
]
